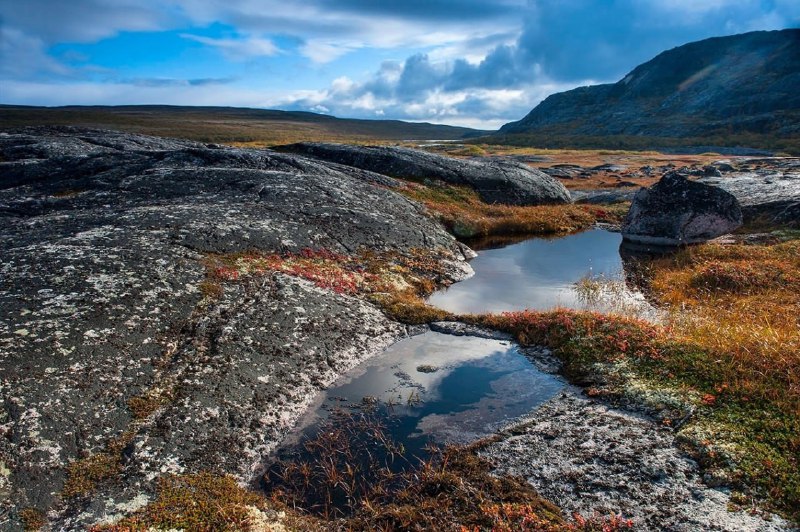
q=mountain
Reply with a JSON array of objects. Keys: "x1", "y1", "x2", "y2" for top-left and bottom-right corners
[
  {"x1": 0, "y1": 105, "x2": 487, "y2": 144},
  {"x1": 497, "y1": 29, "x2": 800, "y2": 151}
]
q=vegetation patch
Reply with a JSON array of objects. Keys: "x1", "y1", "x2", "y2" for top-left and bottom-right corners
[
  {"x1": 398, "y1": 182, "x2": 627, "y2": 239},
  {"x1": 127, "y1": 390, "x2": 171, "y2": 419},
  {"x1": 467, "y1": 263, "x2": 800, "y2": 523},
  {"x1": 62, "y1": 432, "x2": 135, "y2": 498},
  {"x1": 19, "y1": 508, "x2": 47, "y2": 531},
  {"x1": 202, "y1": 247, "x2": 455, "y2": 324},
  {"x1": 94, "y1": 472, "x2": 320, "y2": 532},
  {"x1": 265, "y1": 407, "x2": 631, "y2": 531}
]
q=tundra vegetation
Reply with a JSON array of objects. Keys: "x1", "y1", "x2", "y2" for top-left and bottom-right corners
[{"x1": 6, "y1": 126, "x2": 794, "y2": 529}]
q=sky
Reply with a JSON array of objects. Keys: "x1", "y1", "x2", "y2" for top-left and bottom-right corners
[{"x1": 1, "y1": 1, "x2": 799, "y2": 129}]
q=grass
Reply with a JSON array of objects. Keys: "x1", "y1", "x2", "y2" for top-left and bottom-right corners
[
  {"x1": 0, "y1": 105, "x2": 482, "y2": 145},
  {"x1": 398, "y1": 182, "x2": 628, "y2": 239},
  {"x1": 482, "y1": 131, "x2": 800, "y2": 155}
]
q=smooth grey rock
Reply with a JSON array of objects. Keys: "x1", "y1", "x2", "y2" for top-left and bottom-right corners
[
  {"x1": 697, "y1": 159, "x2": 800, "y2": 227},
  {"x1": 277, "y1": 142, "x2": 571, "y2": 206},
  {"x1": 622, "y1": 172, "x2": 743, "y2": 245}
]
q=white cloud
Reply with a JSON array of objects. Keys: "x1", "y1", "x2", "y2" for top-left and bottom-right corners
[
  {"x1": 0, "y1": 27, "x2": 72, "y2": 79},
  {"x1": 300, "y1": 40, "x2": 358, "y2": 63},
  {"x1": 180, "y1": 34, "x2": 280, "y2": 59}
]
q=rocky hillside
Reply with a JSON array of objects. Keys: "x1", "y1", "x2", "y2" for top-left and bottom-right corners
[{"x1": 498, "y1": 29, "x2": 800, "y2": 148}]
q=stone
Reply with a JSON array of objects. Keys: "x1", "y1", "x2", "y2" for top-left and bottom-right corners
[
  {"x1": 622, "y1": 171, "x2": 743, "y2": 245},
  {"x1": 0, "y1": 126, "x2": 474, "y2": 528},
  {"x1": 277, "y1": 142, "x2": 571, "y2": 206}
]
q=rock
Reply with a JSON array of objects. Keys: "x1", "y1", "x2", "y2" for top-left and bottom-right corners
[
  {"x1": 703, "y1": 165, "x2": 723, "y2": 177},
  {"x1": 277, "y1": 142, "x2": 571, "y2": 206},
  {"x1": 622, "y1": 171, "x2": 743, "y2": 245},
  {"x1": 696, "y1": 158, "x2": 800, "y2": 228},
  {"x1": 483, "y1": 392, "x2": 791, "y2": 531},
  {"x1": 591, "y1": 164, "x2": 627, "y2": 173},
  {"x1": 571, "y1": 189, "x2": 637, "y2": 204},
  {"x1": 0, "y1": 127, "x2": 473, "y2": 528},
  {"x1": 541, "y1": 165, "x2": 582, "y2": 179},
  {"x1": 711, "y1": 161, "x2": 736, "y2": 173}
]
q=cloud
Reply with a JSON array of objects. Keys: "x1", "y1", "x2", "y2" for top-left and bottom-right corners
[
  {"x1": 0, "y1": 0, "x2": 170, "y2": 43},
  {"x1": 0, "y1": 27, "x2": 73, "y2": 79},
  {"x1": 180, "y1": 34, "x2": 280, "y2": 59},
  {"x1": 2, "y1": 0, "x2": 799, "y2": 127},
  {"x1": 277, "y1": 0, "x2": 800, "y2": 125}
]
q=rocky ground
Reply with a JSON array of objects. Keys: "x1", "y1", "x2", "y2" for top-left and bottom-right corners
[
  {"x1": 0, "y1": 127, "x2": 472, "y2": 529},
  {"x1": 482, "y1": 390, "x2": 790, "y2": 531},
  {"x1": 554, "y1": 157, "x2": 800, "y2": 228}
]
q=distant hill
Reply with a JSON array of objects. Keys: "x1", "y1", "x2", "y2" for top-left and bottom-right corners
[
  {"x1": 496, "y1": 29, "x2": 800, "y2": 153},
  {"x1": 0, "y1": 105, "x2": 487, "y2": 145}
]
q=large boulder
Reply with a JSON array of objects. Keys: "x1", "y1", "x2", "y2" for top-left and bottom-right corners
[
  {"x1": 277, "y1": 142, "x2": 571, "y2": 206},
  {"x1": 622, "y1": 172, "x2": 743, "y2": 245}
]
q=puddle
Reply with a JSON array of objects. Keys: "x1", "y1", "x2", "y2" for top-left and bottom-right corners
[
  {"x1": 265, "y1": 229, "x2": 651, "y2": 510},
  {"x1": 269, "y1": 331, "x2": 564, "y2": 466},
  {"x1": 428, "y1": 228, "x2": 648, "y2": 315}
]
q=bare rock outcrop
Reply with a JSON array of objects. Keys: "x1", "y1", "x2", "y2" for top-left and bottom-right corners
[
  {"x1": 277, "y1": 142, "x2": 572, "y2": 206},
  {"x1": 622, "y1": 172, "x2": 743, "y2": 245},
  {"x1": 0, "y1": 126, "x2": 472, "y2": 529}
]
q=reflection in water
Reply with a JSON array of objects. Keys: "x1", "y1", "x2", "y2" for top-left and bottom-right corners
[
  {"x1": 429, "y1": 229, "x2": 633, "y2": 314},
  {"x1": 279, "y1": 332, "x2": 564, "y2": 461}
]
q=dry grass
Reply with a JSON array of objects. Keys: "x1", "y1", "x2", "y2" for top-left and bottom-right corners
[
  {"x1": 93, "y1": 472, "x2": 321, "y2": 532},
  {"x1": 647, "y1": 240, "x2": 800, "y2": 415},
  {"x1": 266, "y1": 408, "x2": 631, "y2": 531},
  {"x1": 398, "y1": 183, "x2": 627, "y2": 239}
]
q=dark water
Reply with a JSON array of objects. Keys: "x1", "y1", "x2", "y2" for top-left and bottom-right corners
[
  {"x1": 273, "y1": 332, "x2": 564, "y2": 464},
  {"x1": 428, "y1": 228, "x2": 627, "y2": 314}
]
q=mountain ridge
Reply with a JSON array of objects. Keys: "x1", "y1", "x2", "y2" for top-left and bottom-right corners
[{"x1": 497, "y1": 29, "x2": 800, "y2": 150}]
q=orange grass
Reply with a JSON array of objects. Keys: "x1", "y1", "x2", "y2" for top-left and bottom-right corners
[
  {"x1": 398, "y1": 183, "x2": 627, "y2": 239},
  {"x1": 647, "y1": 240, "x2": 800, "y2": 415}
]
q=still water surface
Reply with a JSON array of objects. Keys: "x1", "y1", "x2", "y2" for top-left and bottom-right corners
[{"x1": 428, "y1": 228, "x2": 627, "y2": 314}]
